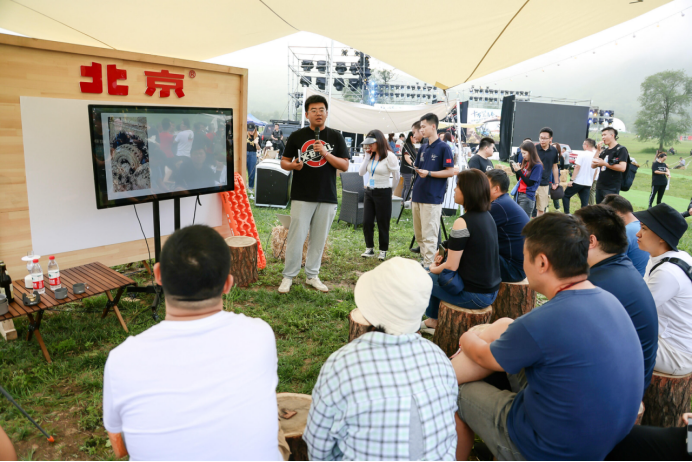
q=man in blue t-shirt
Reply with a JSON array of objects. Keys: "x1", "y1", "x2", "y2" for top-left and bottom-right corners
[
  {"x1": 602, "y1": 194, "x2": 650, "y2": 276},
  {"x1": 575, "y1": 205, "x2": 658, "y2": 394},
  {"x1": 486, "y1": 169, "x2": 528, "y2": 282},
  {"x1": 412, "y1": 113, "x2": 456, "y2": 268},
  {"x1": 451, "y1": 213, "x2": 644, "y2": 461}
]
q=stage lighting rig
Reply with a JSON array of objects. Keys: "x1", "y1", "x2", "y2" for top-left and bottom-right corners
[
  {"x1": 301, "y1": 60, "x2": 314, "y2": 72},
  {"x1": 316, "y1": 77, "x2": 326, "y2": 90},
  {"x1": 335, "y1": 62, "x2": 347, "y2": 75},
  {"x1": 300, "y1": 76, "x2": 311, "y2": 87},
  {"x1": 316, "y1": 61, "x2": 327, "y2": 73},
  {"x1": 341, "y1": 49, "x2": 348, "y2": 56}
]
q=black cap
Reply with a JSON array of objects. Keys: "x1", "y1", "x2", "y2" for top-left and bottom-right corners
[
  {"x1": 634, "y1": 203, "x2": 688, "y2": 251},
  {"x1": 247, "y1": 123, "x2": 256, "y2": 131}
]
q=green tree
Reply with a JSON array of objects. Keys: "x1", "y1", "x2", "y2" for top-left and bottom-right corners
[
  {"x1": 634, "y1": 70, "x2": 692, "y2": 150},
  {"x1": 373, "y1": 69, "x2": 398, "y2": 103}
]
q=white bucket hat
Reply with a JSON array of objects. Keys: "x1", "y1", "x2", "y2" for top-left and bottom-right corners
[{"x1": 354, "y1": 257, "x2": 433, "y2": 335}]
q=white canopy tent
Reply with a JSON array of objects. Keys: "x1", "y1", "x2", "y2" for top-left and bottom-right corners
[
  {"x1": 0, "y1": 0, "x2": 672, "y2": 89},
  {"x1": 305, "y1": 88, "x2": 457, "y2": 134}
]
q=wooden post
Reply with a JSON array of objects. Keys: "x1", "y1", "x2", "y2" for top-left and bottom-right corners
[
  {"x1": 433, "y1": 302, "x2": 492, "y2": 356},
  {"x1": 277, "y1": 393, "x2": 312, "y2": 461},
  {"x1": 348, "y1": 308, "x2": 372, "y2": 342},
  {"x1": 642, "y1": 371, "x2": 692, "y2": 427},
  {"x1": 225, "y1": 236, "x2": 259, "y2": 288},
  {"x1": 491, "y1": 279, "x2": 536, "y2": 322}
]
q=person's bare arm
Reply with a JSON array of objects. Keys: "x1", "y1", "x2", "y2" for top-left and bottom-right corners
[
  {"x1": 280, "y1": 156, "x2": 303, "y2": 171},
  {"x1": 604, "y1": 161, "x2": 627, "y2": 172},
  {"x1": 551, "y1": 163, "x2": 559, "y2": 189},
  {"x1": 107, "y1": 432, "x2": 128, "y2": 459},
  {"x1": 0, "y1": 425, "x2": 17, "y2": 461},
  {"x1": 459, "y1": 332, "x2": 504, "y2": 371},
  {"x1": 404, "y1": 153, "x2": 412, "y2": 166}
]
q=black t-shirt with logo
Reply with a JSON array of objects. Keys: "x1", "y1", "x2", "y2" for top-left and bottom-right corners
[
  {"x1": 596, "y1": 144, "x2": 630, "y2": 191},
  {"x1": 283, "y1": 127, "x2": 348, "y2": 204},
  {"x1": 468, "y1": 155, "x2": 494, "y2": 172},
  {"x1": 652, "y1": 161, "x2": 668, "y2": 186}
]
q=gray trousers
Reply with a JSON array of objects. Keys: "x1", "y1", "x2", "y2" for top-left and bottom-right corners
[{"x1": 282, "y1": 200, "x2": 337, "y2": 280}]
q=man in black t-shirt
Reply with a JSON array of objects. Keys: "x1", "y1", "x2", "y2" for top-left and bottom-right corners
[
  {"x1": 650, "y1": 152, "x2": 670, "y2": 208},
  {"x1": 592, "y1": 127, "x2": 629, "y2": 204},
  {"x1": 468, "y1": 137, "x2": 495, "y2": 172},
  {"x1": 278, "y1": 95, "x2": 349, "y2": 295},
  {"x1": 535, "y1": 127, "x2": 559, "y2": 216}
]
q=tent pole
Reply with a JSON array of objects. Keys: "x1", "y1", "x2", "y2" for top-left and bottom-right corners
[
  {"x1": 457, "y1": 100, "x2": 466, "y2": 169},
  {"x1": 301, "y1": 86, "x2": 307, "y2": 128},
  {"x1": 327, "y1": 39, "x2": 334, "y2": 126}
]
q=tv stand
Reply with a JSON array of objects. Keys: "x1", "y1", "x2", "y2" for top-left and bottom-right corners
[{"x1": 126, "y1": 197, "x2": 180, "y2": 320}]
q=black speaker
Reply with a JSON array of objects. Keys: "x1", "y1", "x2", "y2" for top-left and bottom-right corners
[{"x1": 255, "y1": 160, "x2": 292, "y2": 208}]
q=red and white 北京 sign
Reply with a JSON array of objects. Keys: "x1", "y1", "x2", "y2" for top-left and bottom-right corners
[{"x1": 79, "y1": 62, "x2": 186, "y2": 98}]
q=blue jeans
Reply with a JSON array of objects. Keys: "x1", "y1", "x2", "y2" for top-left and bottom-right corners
[
  {"x1": 499, "y1": 255, "x2": 525, "y2": 283},
  {"x1": 426, "y1": 273, "x2": 499, "y2": 319},
  {"x1": 247, "y1": 152, "x2": 257, "y2": 189}
]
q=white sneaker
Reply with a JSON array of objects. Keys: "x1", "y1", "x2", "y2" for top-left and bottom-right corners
[
  {"x1": 378, "y1": 251, "x2": 387, "y2": 261},
  {"x1": 306, "y1": 277, "x2": 329, "y2": 293},
  {"x1": 361, "y1": 248, "x2": 375, "y2": 258},
  {"x1": 278, "y1": 277, "x2": 292, "y2": 294}
]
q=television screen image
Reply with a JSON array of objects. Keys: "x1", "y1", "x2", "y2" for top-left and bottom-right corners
[
  {"x1": 89, "y1": 105, "x2": 234, "y2": 209},
  {"x1": 109, "y1": 116, "x2": 151, "y2": 192}
]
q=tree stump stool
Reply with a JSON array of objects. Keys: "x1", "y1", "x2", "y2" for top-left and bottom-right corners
[
  {"x1": 277, "y1": 393, "x2": 312, "y2": 461},
  {"x1": 225, "y1": 236, "x2": 258, "y2": 287},
  {"x1": 642, "y1": 371, "x2": 692, "y2": 427},
  {"x1": 348, "y1": 308, "x2": 372, "y2": 342},
  {"x1": 635, "y1": 402, "x2": 645, "y2": 425},
  {"x1": 491, "y1": 279, "x2": 536, "y2": 322},
  {"x1": 270, "y1": 226, "x2": 329, "y2": 264},
  {"x1": 433, "y1": 302, "x2": 492, "y2": 357}
]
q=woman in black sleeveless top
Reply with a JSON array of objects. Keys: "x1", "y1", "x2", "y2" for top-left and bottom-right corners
[{"x1": 421, "y1": 169, "x2": 501, "y2": 333}]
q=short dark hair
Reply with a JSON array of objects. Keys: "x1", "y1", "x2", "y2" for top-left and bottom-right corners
[
  {"x1": 601, "y1": 126, "x2": 618, "y2": 138},
  {"x1": 181, "y1": 118, "x2": 191, "y2": 129},
  {"x1": 486, "y1": 169, "x2": 509, "y2": 193},
  {"x1": 522, "y1": 213, "x2": 590, "y2": 279},
  {"x1": 411, "y1": 120, "x2": 421, "y2": 131},
  {"x1": 602, "y1": 194, "x2": 634, "y2": 214},
  {"x1": 479, "y1": 137, "x2": 495, "y2": 151},
  {"x1": 574, "y1": 205, "x2": 628, "y2": 255},
  {"x1": 456, "y1": 169, "x2": 491, "y2": 212},
  {"x1": 523, "y1": 137, "x2": 532, "y2": 142},
  {"x1": 657, "y1": 152, "x2": 667, "y2": 159},
  {"x1": 399, "y1": 133, "x2": 405, "y2": 138},
  {"x1": 162, "y1": 118, "x2": 171, "y2": 130},
  {"x1": 304, "y1": 94, "x2": 328, "y2": 112},
  {"x1": 584, "y1": 138, "x2": 596, "y2": 149},
  {"x1": 420, "y1": 113, "x2": 439, "y2": 130},
  {"x1": 539, "y1": 127, "x2": 553, "y2": 138},
  {"x1": 159, "y1": 225, "x2": 230, "y2": 304}
]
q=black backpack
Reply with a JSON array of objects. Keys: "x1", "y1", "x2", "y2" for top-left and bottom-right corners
[
  {"x1": 621, "y1": 151, "x2": 637, "y2": 192},
  {"x1": 649, "y1": 257, "x2": 692, "y2": 283}
]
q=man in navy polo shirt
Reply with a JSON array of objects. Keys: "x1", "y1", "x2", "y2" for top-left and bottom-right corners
[
  {"x1": 452, "y1": 213, "x2": 643, "y2": 461},
  {"x1": 575, "y1": 205, "x2": 658, "y2": 394},
  {"x1": 535, "y1": 127, "x2": 559, "y2": 216},
  {"x1": 486, "y1": 170, "x2": 528, "y2": 282},
  {"x1": 412, "y1": 113, "x2": 456, "y2": 268}
]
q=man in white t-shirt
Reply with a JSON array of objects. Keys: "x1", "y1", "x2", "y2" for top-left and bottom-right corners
[
  {"x1": 103, "y1": 225, "x2": 281, "y2": 461},
  {"x1": 174, "y1": 118, "x2": 195, "y2": 157},
  {"x1": 562, "y1": 138, "x2": 599, "y2": 214}
]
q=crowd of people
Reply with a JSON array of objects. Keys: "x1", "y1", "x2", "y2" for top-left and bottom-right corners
[{"x1": 6, "y1": 95, "x2": 692, "y2": 461}]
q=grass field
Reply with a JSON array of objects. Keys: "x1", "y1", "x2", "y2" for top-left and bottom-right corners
[{"x1": 2, "y1": 131, "x2": 692, "y2": 460}]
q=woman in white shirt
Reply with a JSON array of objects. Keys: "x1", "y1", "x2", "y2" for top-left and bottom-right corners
[
  {"x1": 635, "y1": 203, "x2": 692, "y2": 375},
  {"x1": 359, "y1": 130, "x2": 400, "y2": 261}
]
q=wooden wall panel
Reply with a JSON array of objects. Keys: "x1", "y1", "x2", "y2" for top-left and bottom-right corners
[{"x1": 0, "y1": 35, "x2": 247, "y2": 277}]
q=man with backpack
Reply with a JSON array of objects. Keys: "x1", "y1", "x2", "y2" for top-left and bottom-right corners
[{"x1": 592, "y1": 127, "x2": 630, "y2": 203}]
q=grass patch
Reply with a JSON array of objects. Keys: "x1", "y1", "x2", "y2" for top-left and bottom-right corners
[{"x1": 3, "y1": 135, "x2": 692, "y2": 459}]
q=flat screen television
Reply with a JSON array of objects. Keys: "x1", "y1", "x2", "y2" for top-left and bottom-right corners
[{"x1": 88, "y1": 105, "x2": 234, "y2": 209}]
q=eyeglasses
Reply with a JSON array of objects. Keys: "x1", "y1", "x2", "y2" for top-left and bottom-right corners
[
  {"x1": 539, "y1": 137, "x2": 550, "y2": 141},
  {"x1": 309, "y1": 109, "x2": 327, "y2": 114}
]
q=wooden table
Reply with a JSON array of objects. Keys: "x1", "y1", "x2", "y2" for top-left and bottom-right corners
[{"x1": 0, "y1": 262, "x2": 135, "y2": 363}]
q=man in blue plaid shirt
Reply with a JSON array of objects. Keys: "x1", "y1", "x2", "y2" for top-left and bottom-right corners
[{"x1": 304, "y1": 257, "x2": 458, "y2": 460}]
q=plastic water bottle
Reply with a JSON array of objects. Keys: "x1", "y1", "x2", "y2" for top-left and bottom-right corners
[
  {"x1": 31, "y1": 258, "x2": 45, "y2": 294},
  {"x1": 48, "y1": 256, "x2": 61, "y2": 291}
]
